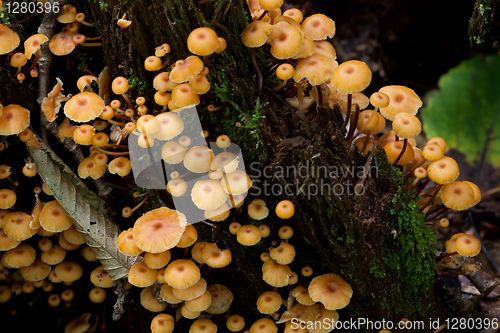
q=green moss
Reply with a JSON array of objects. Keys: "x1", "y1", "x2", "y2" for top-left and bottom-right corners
[
  {"x1": 382, "y1": 172, "x2": 436, "y2": 316},
  {"x1": 127, "y1": 74, "x2": 147, "y2": 96},
  {"x1": 98, "y1": 0, "x2": 109, "y2": 10}
]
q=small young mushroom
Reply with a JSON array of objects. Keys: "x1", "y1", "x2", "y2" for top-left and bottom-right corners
[
  {"x1": 256, "y1": 291, "x2": 282, "y2": 314},
  {"x1": 187, "y1": 27, "x2": 219, "y2": 56}
]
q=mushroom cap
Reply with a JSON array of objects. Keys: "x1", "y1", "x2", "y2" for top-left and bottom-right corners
[
  {"x1": 427, "y1": 156, "x2": 460, "y2": 184},
  {"x1": 0, "y1": 23, "x2": 20, "y2": 55},
  {"x1": 128, "y1": 262, "x2": 157, "y2": 288},
  {"x1": 171, "y1": 84, "x2": 200, "y2": 108},
  {"x1": 226, "y1": 315, "x2": 245, "y2": 332},
  {"x1": 187, "y1": 27, "x2": 219, "y2": 56},
  {"x1": 383, "y1": 140, "x2": 415, "y2": 165},
  {"x1": 185, "y1": 290, "x2": 213, "y2": 312},
  {"x1": 24, "y1": 34, "x2": 49, "y2": 60},
  {"x1": 370, "y1": 92, "x2": 390, "y2": 108},
  {"x1": 54, "y1": 261, "x2": 83, "y2": 282},
  {"x1": 259, "y1": 0, "x2": 283, "y2": 10},
  {"x1": 167, "y1": 178, "x2": 188, "y2": 197},
  {"x1": 172, "y1": 277, "x2": 207, "y2": 301},
  {"x1": 117, "y1": 228, "x2": 142, "y2": 256},
  {"x1": 357, "y1": 110, "x2": 385, "y2": 135},
  {"x1": 241, "y1": 21, "x2": 272, "y2": 48},
  {"x1": 308, "y1": 273, "x2": 353, "y2": 310},
  {"x1": 176, "y1": 225, "x2": 198, "y2": 248},
  {"x1": 0, "y1": 104, "x2": 30, "y2": 136},
  {"x1": 276, "y1": 63, "x2": 295, "y2": 80},
  {"x1": 144, "y1": 55, "x2": 163, "y2": 71},
  {"x1": 144, "y1": 251, "x2": 171, "y2": 270},
  {"x1": 283, "y1": 8, "x2": 304, "y2": 23},
  {"x1": 203, "y1": 245, "x2": 232, "y2": 268},
  {"x1": 422, "y1": 143, "x2": 444, "y2": 161},
  {"x1": 108, "y1": 157, "x2": 132, "y2": 177},
  {"x1": 237, "y1": 224, "x2": 262, "y2": 246},
  {"x1": 249, "y1": 318, "x2": 278, "y2": 333},
  {"x1": 170, "y1": 56, "x2": 204, "y2": 84},
  {"x1": 3, "y1": 211, "x2": 37, "y2": 241},
  {"x1": 301, "y1": 14, "x2": 335, "y2": 41},
  {"x1": 313, "y1": 40, "x2": 336, "y2": 59},
  {"x1": 164, "y1": 259, "x2": 201, "y2": 290},
  {"x1": 268, "y1": 20, "x2": 303, "y2": 59},
  {"x1": 205, "y1": 284, "x2": 233, "y2": 314},
  {"x1": 40, "y1": 200, "x2": 73, "y2": 233},
  {"x1": 293, "y1": 54, "x2": 337, "y2": 86},
  {"x1": 2, "y1": 243, "x2": 35, "y2": 268},
  {"x1": 0, "y1": 189, "x2": 16, "y2": 209},
  {"x1": 90, "y1": 266, "x2": 116, "y2": 288},
  {"x1": 49, "y1": 32, "x2": 76, "y2": 56},
  {"x1": 221, "y1": 170, "x2": 252, "y2": 196},
  {"x1": 64, "y1": 314, "x2": 91, "y2": 333},
  {"x1": 64, "y1": 92, "x2": 105, "y2": 122},
  {"x1": 257, "y1": 291, "x2": 282, "y2": 314},
  {"x1": 291, "y1": 286, "x2": 315, "y2": 305},
  {"x1": 41, "y1": 245, "x2": 66, "y2": 265},
  {"x1": 41, "y1": 78, "x2": 65, "y2": 123},
  {"x1": 0, "y1": 229, "x2": 20, "y2": 251},
  {"x1": 291, "y1": 36, "x2": 315, "y2": 59},
  {"x1": 248, "y1": 200, "x2": 269, "y2": 220},
  {"x1": 133, "y1": 207, "x2": 187, "y2": 253},
  {"x1": 269, "y1": 241, "x2": 296, "y2": 265},
  {"x1": 463, "y1": 181, "x2": 481, "y2": 205},
  {"x1": 76, "y1": 75, "x2": 97, "y2": 92},
  {"x1": 155, "y1": 112, "x2": 184, "y2": 140},
  {"x1": 151, "y1": 314, "x2": 175, "y2": 333},
  {"x1": 140, "y1": 287, "x2": 167, "y2": 312},
  {"x1": 111, "y1": 76, "x2": 129, "y2": 95},
  {"x1": 189, "y1": 318, "x2": 217, "y2": 333},
  {"x1": 153, "y1": 72, "x2": 177, "y2": 92},
  {"x1": 191, "y1": 179, "x2": 227, "y2": 211},
  {"x1": 160, "y1": 283, "x2": 183, "y2": 304},
  {"x1": 440, "y1": 181, "x2": 478, "y2": 211},
  {"x1": 184, "y1": 146, "x2": 214, "y2": 173},
  {"x1": 211, "y1": 152, "x2": 239, "y2": 173},
  {"x1": 332, "y1": 60, "x2": 372, "y2": 93},
  {"x1": 275, "y1": 200, "x2": 295, "y2": 219},
  {"x1": 189, "y1": 74, "x2": 211, "y2": 95},
  {"x1": 10, "y1": 52, "x2": 27, "y2": 68},
  {"x1": 392, "y1": 112, "x2": 422, "y2": 139},
  {"x1": 57, "y1": 4, "x2": 77, "y2": 23},
  {"x1": 454, "y1": 233, "x2": 481, "y2": 257},
  {"x1": 161, "y1": 141, "x2": 187, "y2": 165},
  {"x1": 262, "y1": 259, "x2": 292, "y2": 287},
  {"x1": 379, "y1": 85, "x2": 423, "y2": 121},
  {"x1": 427, "y1": 137, "x2": 448, "y2": 152},
  {"x1": 20, "y1": 259, "x2": 51, "y2": 282}
]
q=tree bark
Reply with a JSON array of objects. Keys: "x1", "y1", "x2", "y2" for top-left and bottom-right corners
[{"x1": 85, "y1": 0, "x2": 437, "y2": 322}]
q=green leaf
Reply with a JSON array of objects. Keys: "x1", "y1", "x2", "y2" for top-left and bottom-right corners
[
  {"x1": 26, "y1": 138, "x2": 136, "y2": 280},
  {"x1": 422, "y1": 55, "x2": 500, "y2": 166}
]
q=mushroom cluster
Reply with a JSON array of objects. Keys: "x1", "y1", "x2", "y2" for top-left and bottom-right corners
[{"x1": 0, "y1": 176, "x2": 112, "y2": 308}]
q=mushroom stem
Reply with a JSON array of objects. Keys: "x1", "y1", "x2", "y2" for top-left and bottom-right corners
[
  {"x1": 421, "y1": 184, "x2": 442, "y2": 212},
  {"x1": 121, "y1": 93, "x2": 136, "y2": 111},
  {"x1": 346, "y1": 104, "x2": 360, "y2": 143},
  {"x1": 273, "y1": 79, "x2": 288, "y2": 91},
  {"x1": 96, "y1": 147, "x2": 130, "y2": 156},
  {"x1": 131, "y1": 196, "x2": 148, "y2": 213},
  {"x1": 83, "y1": 36, "x2": 101, "y2": 41},
  {"x1": 250, "y1": 48, "x2": 263, "y2": 95},
  {"x1": 79, "y1": 20, "x2": 94, "y2": 27},
  {"x1": 80, "y1": 42, "x2": 103, "y2": 47},
  {"x1": 257, "y1": 10, "x2": 268, "y2": 20},
  {"x1": 425, "y1": 205, "x2": 448, "y2": 221},
  {"x1": 29, "y1": 52, "x2": 40, "y2": 72},
  {"x1": 393, "y1": 138, "x2": 408, "y2": 165},
  {"x1": 310, "y1": 85, "x2": 319, "y2": 107},
  {"x1": 107, "y1": 119, "x2": 127, "y2": 127},
  {"x1": 341, "y1": 93, "x2": 352, "y2": 131},
  {"x1": 296, "y1": 83, "x2": 305, "y2": 109},
  {"x1": 361, "y1": 134, "x2": 371, "y2": 153}
]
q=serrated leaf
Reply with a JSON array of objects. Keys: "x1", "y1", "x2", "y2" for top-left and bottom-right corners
[
  {"x1": 422, "y1": 55, "x2": 500, "y2": 166},
  {"x1": 26, "y1": 137, "x2": 135, "y2": 280}
]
